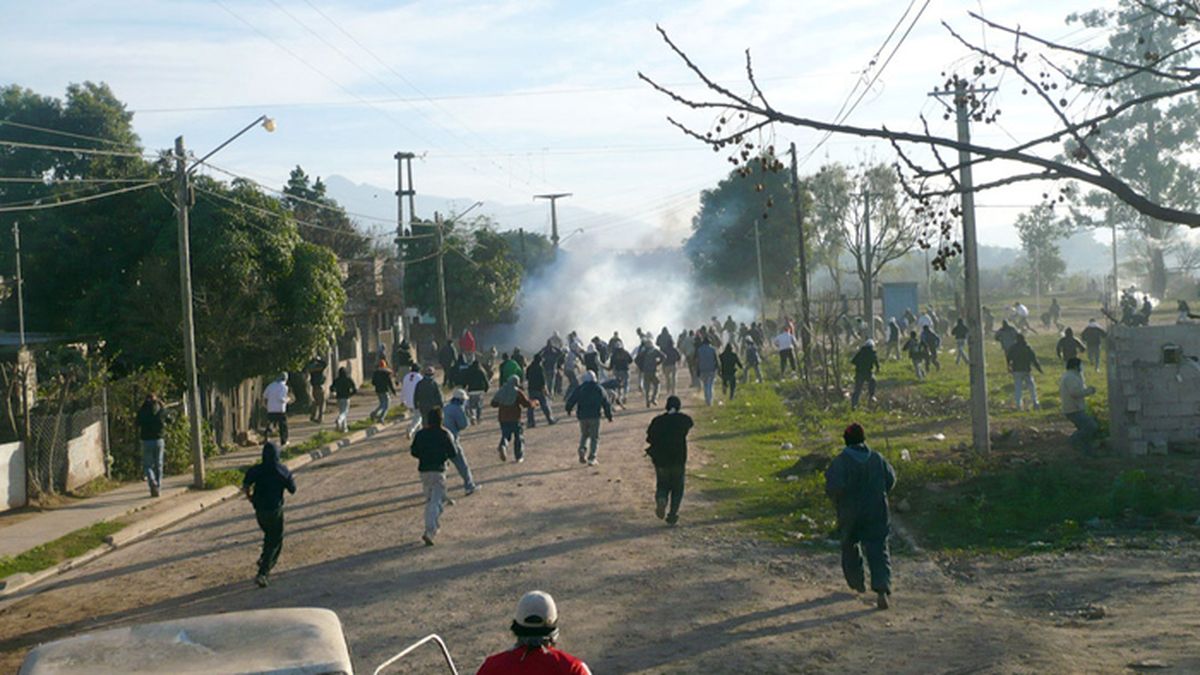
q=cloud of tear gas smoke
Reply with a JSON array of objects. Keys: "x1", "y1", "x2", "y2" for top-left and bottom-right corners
[{"x1": 477, "y1": 247, "x2": 757, "y2": 353}]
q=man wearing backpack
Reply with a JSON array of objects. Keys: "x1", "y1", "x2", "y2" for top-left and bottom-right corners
[{"x1": 825, "y1": 423, "x2": 897, "y2": 610}]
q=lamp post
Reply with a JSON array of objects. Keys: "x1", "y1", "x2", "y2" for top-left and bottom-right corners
[{"x1": 175, "y1": 115, "x2": 274, "y2": 488}]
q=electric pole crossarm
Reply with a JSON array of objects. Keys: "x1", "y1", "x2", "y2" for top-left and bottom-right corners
[{"x1": 533, "y1": 193, "x2": 572, "y2": 249}]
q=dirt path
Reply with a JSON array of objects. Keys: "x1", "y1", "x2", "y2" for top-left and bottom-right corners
[{"x1": 0, "y1": 394, "x2": 1196, "y2": 673}]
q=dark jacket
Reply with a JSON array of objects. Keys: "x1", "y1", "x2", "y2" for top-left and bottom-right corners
[
  {"x1": 463, "y1": 362, "x2": 490, "y2": 392},
  {"x1": 565, "y1": 381, "x2": 613, "y2": 421},
  {"x1": 608, "y1": 347, "x2": 633, "y2": 371},
  {"x1": 410, "y1": 427, "x2": 458, "y2": 473},
  {"x1": 951, "y1": 322, "x2": 969, "y2": 340},
  {"x1": 646, "y1": 411, "x2": 694, "y2": 467},
  {"x1": 1056, "y1": 335, "x2": 1086, "y2": 361},
  {"x1": 824, "y1": 444, "x2": 895, "y2": 539},
  {"x1": 492, "y1": 389, "x2": 532, "y2": 423},
  {"x1": 243, "y1": 442, "x2": 297, "y2": 512},
  {"x1": 413, "y1": 377, "x2": 443, "y2": 414},
  {"x1": 718, "y1": 349, "x2": 742, "y2": 378},
  {"x1": 1007, "y1": 342, "x2": 1043, "y2": 373},
  {"x1": 330, "y1": 373, "x2": 357, "y2": 400},
  {"x1": 372, "y1": 368, "x2": 396, "y2": 395},
  {"x1": 851, "y1": 346, "x2": 880, "y2": 378},
  {"x1": 1081, "y1": 324, "x2": 1106, "y2": 347},
  {"x1": 438, "y1": 342, "x2": 458, "y2": 369},
  {"x1": 136, "y1": 400, "x2": 168, "y2": 441},
  {"x1": 526, "y1": 361, "x2": 547, "y2": 394}
]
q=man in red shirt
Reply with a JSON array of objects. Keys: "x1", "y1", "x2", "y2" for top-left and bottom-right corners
[{"x1": 477, "y1": 591, "x2": 591, "y2": 675}]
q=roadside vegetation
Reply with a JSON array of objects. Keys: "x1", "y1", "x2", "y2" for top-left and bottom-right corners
[{"x1": 0, "y1": 521, "x2": 126, "y2": 580}]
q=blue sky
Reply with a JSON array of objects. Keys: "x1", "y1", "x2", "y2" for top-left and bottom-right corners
[{"x1": 3, "y1": 0, "x2": 1116, "y2": 248}]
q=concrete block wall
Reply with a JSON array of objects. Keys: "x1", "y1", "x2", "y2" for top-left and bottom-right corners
[
  {"x1": 1107, "y1": 325, "x2": 1200, "y2": 455},
  {"x1": 65, "y1": 421, "x2": 104, "y2": 492},
  {"x1": 0, "y1": 440, "x2": 25, "y2": 511}
]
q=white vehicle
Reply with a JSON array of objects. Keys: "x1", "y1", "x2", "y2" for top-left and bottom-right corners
[{"x1": 19, "y1": 607, "x2": 457, "y2": 675}]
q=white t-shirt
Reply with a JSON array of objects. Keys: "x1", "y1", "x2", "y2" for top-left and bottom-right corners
[
  {"x1": 773, "y1": 332, "x2": 797, "y2": 351},
  {"x1": 917, "y1": 314, "x2": 933, "y2": 330},
  {"x1": 400, "y1": 372, "x2": 422, "y2": 409},
  {"x1": 1015, "y1": 304, "x2": 1030, "y2": 318},
  {"x1": 264, "y1": 380, "x2": 289, "y2": 414}
]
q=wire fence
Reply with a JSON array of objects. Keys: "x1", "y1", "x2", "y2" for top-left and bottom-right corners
[{"x1": 25, "y1": 397, "x2": 107, "y2": 497}]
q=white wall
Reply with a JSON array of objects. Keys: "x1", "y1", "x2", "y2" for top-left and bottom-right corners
[
  {"x1": 0, "y1": 440, "x2": 26, "y2": 511},
  {"x1": 65, "y1": 421, "x2": 104, "y2": 492}
]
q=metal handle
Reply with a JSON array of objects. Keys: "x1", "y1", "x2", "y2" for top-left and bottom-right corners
[{"x1": 372, "y1": 634, "x2": 459, "y2": 675}]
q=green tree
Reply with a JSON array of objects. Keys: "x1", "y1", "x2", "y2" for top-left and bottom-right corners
[
  {"x1": 806, "y1": 164, "x2": 854, "y2": 295},
  {"x1": 685, "y1": 157, "x2": 800, "y2": 297},
  {"x1": 497, "y1": 228, "x2": 554, "y2": 276},
  {"x1": 1068, "y1": 2, "x2": 1200, "y2": 297},
  {"x1": 403, "y1": 214, "x2": 523, "y2": 335},
  {"x1": 1013, "y1": 205, "x2": 1072, "y2": 296},
  {"x1": 283, "y1": 166, "x2": 370, "y2": 260}
]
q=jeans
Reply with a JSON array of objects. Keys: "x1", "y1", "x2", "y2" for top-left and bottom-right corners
[
  {"x1": 1066, "y1": 411, "x2": 1099, "y2": 454},
  {"x1": 655, "y1": 464, "x2": 686, "y2": 518},
  {"x1": 420, "y1": 472, "x2": 447, "y2": 540},
  {"x1": 841, "y1": 531, "x2": 891, "y2": 595},
  {"x1": 449, "y1": 437, "x2": 476, "y2": 491},
  {"x1": 1087, "y1": 345, "x2": 1101, "y2": 371},
  {"x1": 372, "y1": 392, "x2": 390, "y2": 421},
  {"x1": 779, "y1": 348, "x2": 797, "y2": 374},
  {"x1": 885, "y1": 342, "x2": 900, "y2": 360},
  {"x1": 500, "y1": 421, "x2": 524, "y2": 460},
  {"x1": 721, "y1": 374, "x2": 737, "y2": 400},
  {"x1": 310, "y1": 384, "x2": 325, "y2": 422},
  {"x1": 141, "y1": 439, "x2": 164, "y2": 491},
  {"x1": 255, "y1": 507, "x2": 285, "y2": 577},
  {"x1": 407, "y1": 410, "x2": 423, "y2": 437},
  {"x1": 910, "y1": 358, "x2": 925, "y2": 380},
  {"x1": 266, "y1": 412, "x2": 289, "y2": 445},
  {"x1": 700, "y1": 372, "x2": 716, "y2": 405},
  {"x1": 955, "y1": 339, "x2": 969, "y2": 365},
  {"x1": 644, "y1": 372, "x2": 660, "y2": 407},
  {"x1": 577, "y1": 417, "x2": 601, "y2": 460},
  {"x1": 563, "y1": 370, "x2": 579, "y2": 404},
  {"x1": 741, "y1": 362, "x2": 763, "y2": 384},
  {"x1": 467, "y1": 393, "x2": 484, "y2": 423},
  {"x1": 1013, "y1": 371, "x2": 1038, "y2": 409},
  {"x1": 336, "y1": 398, "x2": 351, "y2": 431},
  {"x1": 663, "y1": 365, "x2": 678, "y2": 396},
  {"x1": 851, "y1": 373, "x2": 876, "y2": 408},
  {"x1": 615, "y1": 370, "x2": 630, "y2": 401},
  {"x1": 527, "y1": 390, "x2": 555, "y2": 426}
]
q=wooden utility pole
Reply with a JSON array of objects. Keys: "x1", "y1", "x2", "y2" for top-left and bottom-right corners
[
  {"x1": 788, "y1": 143, "x2": 812, "y2": 379},
  {"x1": 933, "y1": 81, "x2": 992, "y2": 453},
  {"x1": 434, "y1": 212, "x2": 449, "y2": 339},
  {"x1": 861, "y1": 189, "x2": 874, "y2": 337},
  {"x1": 174, "y1": 136, "x2": 206, "y2": 486},
  {"x1": 753, "y1": 219, "x2": 767, "y2": 323},
  {"x1": 13, "y1": 222, "x2": 24, "y2": 348},
  {"x1": 534, "y1": 193, "x2": 572, "y2": 249}
]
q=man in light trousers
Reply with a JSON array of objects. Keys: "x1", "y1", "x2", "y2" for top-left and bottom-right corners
[{"x1": 565, "y1": 371, "x2": 613, "y2": 466}]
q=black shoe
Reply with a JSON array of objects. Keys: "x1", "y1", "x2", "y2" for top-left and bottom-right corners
[
  {"x1": 255, "y1": 574, "x2": 269, "y2": 588},
  {"x1": 876, "y1": 592, "x2": 890, "y2": 610},
  {"x1": 422, "y1": 534, "x2": 435, "y2": 546},
  {"x1": 665, "y1": 513, "x2": 679, "y2": 526},
  {"x1": 655, "y1": 500, "x2": 667, "y2": 520}
]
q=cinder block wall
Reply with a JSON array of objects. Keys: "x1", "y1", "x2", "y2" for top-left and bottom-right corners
[{"x1": 1107, "y1": 325, "x2": 1200, "y2": 456}]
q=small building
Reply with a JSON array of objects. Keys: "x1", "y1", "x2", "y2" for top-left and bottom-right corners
[
  {"x1": 1106, "y1": 324, "x2": 1200, "y2": 455},
  {"x1": 881, "y1": 282, "x2": 920, "y2": 323}
]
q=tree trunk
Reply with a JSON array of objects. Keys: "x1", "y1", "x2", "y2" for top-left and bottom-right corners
[{"x1": 1148, "y1": 244, "x2": 1168, "y2": 298}]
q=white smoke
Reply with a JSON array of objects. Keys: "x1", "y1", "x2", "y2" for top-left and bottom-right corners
[{"x1": 478, "y1": 247, "x2": 758, "y2": 352}]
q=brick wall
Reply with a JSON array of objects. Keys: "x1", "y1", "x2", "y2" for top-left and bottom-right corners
[{"x1": 1107, "y1": 324, "x2": 1200, "y2": 456}]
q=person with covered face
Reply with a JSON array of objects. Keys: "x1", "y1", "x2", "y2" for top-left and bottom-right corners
[
  {"x1": 824, "y1": 423, "x2": 896, "y2": 610},
  {"x1": 242, "y1": 441, "x2": 297, "y2": 588}
]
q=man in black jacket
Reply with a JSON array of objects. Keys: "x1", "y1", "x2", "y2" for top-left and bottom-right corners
[
  {"x1": 825, "y1": 423, "x2": 896, "y2": 610},
  {"x1": 1006, "y1": 333, "x2": 1044, "y2": 411},
  {"x1": 410, "y1": 407, "x2": 458, "y2": 546},
  {"x1": 462, "y1": 358, "x2": 491, "y2": 423},
  {"x1": 136, "y1": 394, "x2": 170, "y2": 497},
  {"x1": 849, "y1": 340, "x2": 880, "y2": 410},
  {"x1": 565, "y1": 371, "x2": 613, "y2": 466},
  {"x1": 646, "y1": 396, "x2": 694, "y2": 526},
  {"x1": 242, "y1": 441, "x2": 297, "y2": 588},
  {"x1": 414, "y1": 365, "x2": 444, "y2": 422},
  {"x1": 524, "y1": 354, "x2": 557, "y2": 428},
  {"x1": 370, "y1": 362, "x2": 396, "y2": 422}
]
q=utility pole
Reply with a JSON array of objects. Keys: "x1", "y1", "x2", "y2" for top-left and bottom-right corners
[
  {"x1": 932, "y1": 80, "x2": 992, "y2": 453},
  {"x1": 395, "y1": 152, "x2": 416, "y2": 341},
  {"x1": 753, "y1": 219, "x2": 767, "y2": 323},
  {"x1": 862, "y1": 189, "x2": 874, "y2": 337},
  {"x1": 788, "y1": 143, "x2": 812, "y2": 379},
  {"x1": 518, "y1": 227, "x2": 528, "y2": 267},
  {"x1": 12, "y1": 222, "x2": 25, "y2": 348},
  {"x1": 534, "y1": 193, "x2": 572, "y2": 250},
  {"x1": 1034, "y1": 246, "x2": 1041, "y2": 313},
  {"x1": 1110, "y1": 217, "x2": 1119, "y2": 311},
  {"x1": 174, "y1": 136, "x2": 207, "y2": 487},
  {"x1": 434, "y1": 212, "x2": 449, "y2": 339}
]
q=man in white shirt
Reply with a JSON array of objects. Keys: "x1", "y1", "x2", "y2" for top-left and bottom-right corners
[
  {"x1": 400, "y1": 365, "x2": 424, "y2": 437},
  {"x1": 773, "y1": 330, "x2": 798, "y2": 376},
  {"x1": 263, "y1": 373, "x2": 291, "y2": 446}
]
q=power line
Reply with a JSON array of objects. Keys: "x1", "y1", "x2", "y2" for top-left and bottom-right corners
[
  {"x1": 193, "y1": 186, "x2": 407, "y2": 241},
  {"x1": 0, "y1": 139, "x2": 148, "y2": 158},
  {"x1": 0, "y1": 119, "x2": 137, "y2": 149},
  {"x1": 0, "y1": 181, "x2": 162, "y2": 213},
  {"x1": 0, "y1": 176, "x2": 157, "y2": 184}
]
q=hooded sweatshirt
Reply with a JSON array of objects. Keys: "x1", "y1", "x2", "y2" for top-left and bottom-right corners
[
  {"x1": 410, "y1": 426, "x2": 458, "y2": 473},
  {"x1": 492, "y1": 376, "x2": 531, "y2": 422},
  {"x1": 824, "y1": 443, "x2": 895, "y2": 538},
  {"x1": 242, "y1": 442, "x2": 297, "y2": 511},
  {"x1": 646, "y1": 409, "x2": 694, "y2": 467},
  {"x1": 565, "y1": 373, "x2": 612, "y2": 421}
]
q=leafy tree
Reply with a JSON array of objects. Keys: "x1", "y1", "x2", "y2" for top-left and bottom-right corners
[
  {"x1": 685, "y1": 156, "x2": 801, "y2": 298},
  {"x1": 1068, "y1": 2, "x2": 1200, "y2": 298},
  {"x1": 1014, "y1": 203, "x2": 1072, "y2": 296},
  {"x1": 497, "y1": 228, "x2": 554, "y2": 276},
  {"x1": 403, "y1": 214, "x2": 523, "y2": 335},
  {"x1": 283, "y1": 166, "x2": 371, "y2": 260},
  {"x1": 806, "y1": 163, "x2": 853, "y2": 294}
]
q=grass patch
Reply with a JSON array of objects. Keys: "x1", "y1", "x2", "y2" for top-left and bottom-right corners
[
  {"x1": 69, "y1": 476, "x2": 122, "y2": 499},
  {"x1": 202, "y1": 467, "x2": 247, "y2": 490},
  {"x1": 348, "y1": 418, "x2": 377, "y2": 432},
  {"x1": 0, "y1": 520, "x2": 126, "y2": 579}
]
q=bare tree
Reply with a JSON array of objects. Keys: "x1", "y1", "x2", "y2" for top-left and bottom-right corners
[
  {"x1": 840, "y1": 164, "x2": 920, "y2": 319},
  {"x1": 638, "y1": 2, "x2": 1200, "y2": 269}
]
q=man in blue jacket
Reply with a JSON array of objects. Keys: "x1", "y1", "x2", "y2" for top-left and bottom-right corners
[
  {"x1": 242, "y1": 441, "x2": 297, "y2": 588},
  {"x1": 824, "y1": 423, "x2": 896, "y2": 609},
  {"x1": 565, "y1": 371, "x2": 613, "y2": 466}
]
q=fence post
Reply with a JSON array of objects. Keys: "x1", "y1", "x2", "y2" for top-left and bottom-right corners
[{"x1": 101, "y1": 385, "x2": 112, "y2": 478}]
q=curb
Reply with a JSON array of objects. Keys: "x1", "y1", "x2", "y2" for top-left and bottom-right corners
[{"x1": 0, "y1": 420, "x2": 393, "y2": 601}]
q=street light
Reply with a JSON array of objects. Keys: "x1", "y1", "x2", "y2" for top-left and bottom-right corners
[{"x1": 174, "y1": 115, "x2": 274, "y2": 489}]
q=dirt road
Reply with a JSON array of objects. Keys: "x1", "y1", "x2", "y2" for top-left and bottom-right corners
[{"x1": 1, "y1": 396, "x2": 1197, "y2": 673}]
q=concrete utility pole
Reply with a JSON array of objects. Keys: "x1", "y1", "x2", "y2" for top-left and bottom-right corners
[
  {"x1": 174, "y1": 136, "x2": 207, "y2": 487},
  {"x1": 434, "y1": 212, "x2": 449, "y2": 339},
  {"x1": 395, "y1": 152, "x2": 416, "y2": 340},
  {"x1": 933, "y1": 80, "x2": 993, "y2": 453},
  {"x1": 533, "y1": 193, "x2": 572, "y2": 249},
  {"x1": 788, "y1": 143, "x2": 812, "y2": 379},
  {"x1": 861, "y1": 189, "x2": 874, "y2": 336},
  {"x1": 12, "y1": 222, "x2": 24, "y2": 348},
  {"x1": 753, "y1": 219, "x2": 767, "y2": 323}
]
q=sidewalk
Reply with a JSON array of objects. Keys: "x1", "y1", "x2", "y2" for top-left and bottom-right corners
[{"x1": 0, "y1": 393, "x2": 386, "y2": 560}]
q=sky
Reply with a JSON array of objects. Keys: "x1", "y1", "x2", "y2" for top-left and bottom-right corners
[{"x1": 2, "y1": 0, "x2": 1123, "y2": 249}]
